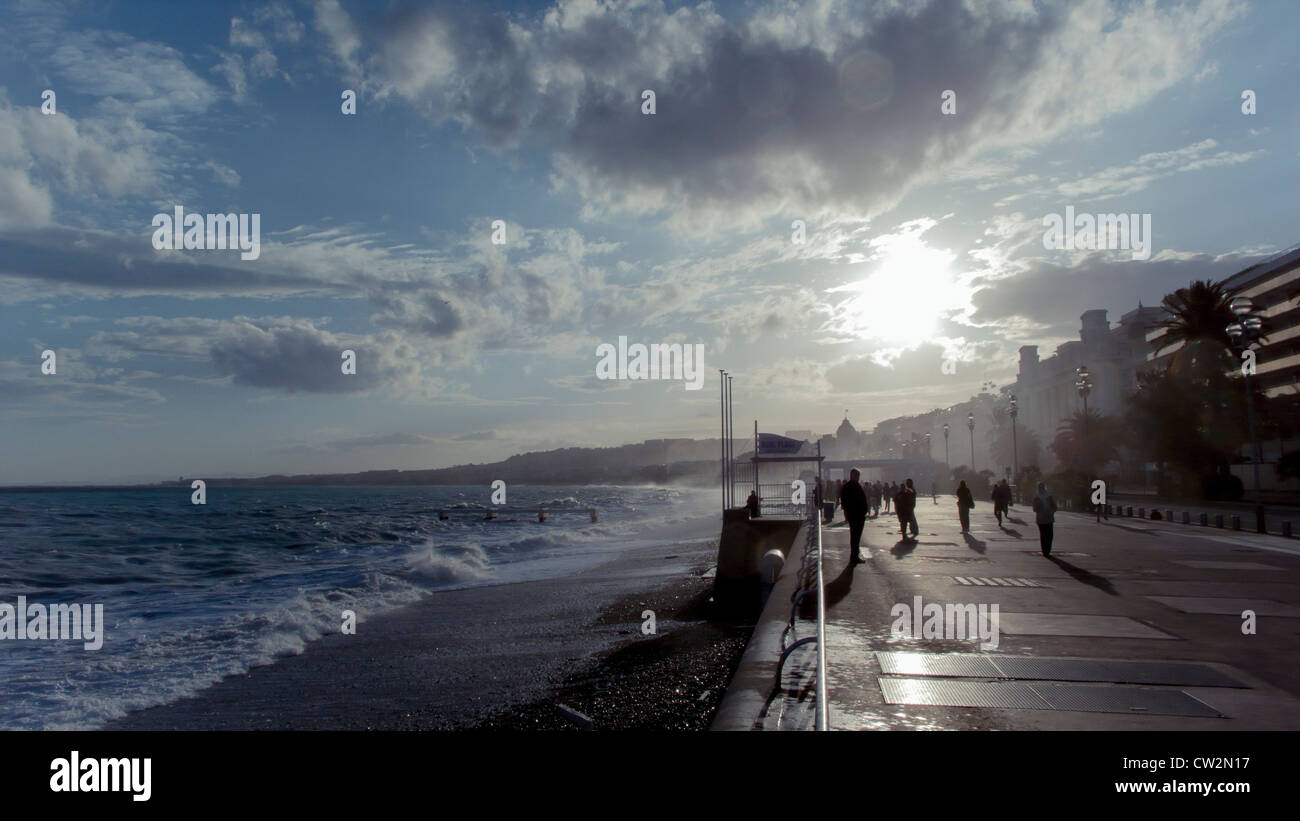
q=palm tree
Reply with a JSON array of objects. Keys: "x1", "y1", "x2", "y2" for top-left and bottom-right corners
[
  {"x1": 1050, "y1": 410, "x2": 1120, "y2": 475},
  {"x1": 1156, "y1": 280, "x2": 1263, "y2": 380},
  {"x1": 1157, "y1": 280, "x2": 1237, "y2": 348}
]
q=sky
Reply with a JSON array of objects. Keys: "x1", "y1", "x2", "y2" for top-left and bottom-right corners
[{"x1": 0, "y1": 0, "x2": 1297, "y2": 485}]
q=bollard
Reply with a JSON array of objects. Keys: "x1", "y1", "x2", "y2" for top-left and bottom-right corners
[
  {"x1": 1182, "y1": 511, "x2": 1190, "y2": 524},
  {"x1": 1126, "y1": 506, "x2": 1133, "y2": 517},
  {"x1": 1166, "y1": 510, "x2": 1173, "y2": 522},
  {"x1": 1199, "y1": 513, "x2": 1208, "y2": 526},
  {"x1": 590, "y1": 508, "x2": 599, "y2": 523},
  {"x1": 1231, "y1": 515, "x2": 1241, "y2": 531},
  {"x1": 1138, "y1": 508, "x2": 1145, "y2": 519},
  {"x1": 759, "y1": 548, "x2": 786, "y2": 586},
  {"x1": 1284, "y1": 521, "x2": 1293, "y2": 538},
  {"x1": 1214, "y1": 514, "x2": 1224, "y2": 528}
]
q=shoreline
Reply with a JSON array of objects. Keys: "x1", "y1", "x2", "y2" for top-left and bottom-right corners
[
  {"x1": 471, "y1": 564, "x2": 753, "y2": 730},
  {"x1": 99, "y1": 517, "x2": 748, "y2": 730}
]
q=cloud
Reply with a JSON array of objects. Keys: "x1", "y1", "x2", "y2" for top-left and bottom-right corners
[
  {"x1": 208, "y1": 319, "x2": 414, "y2": 394},
  {"x1": 328, "y1": 432, "x2": 435, "y2": 450},
  {"x1": 321, "y1": 0, "x2": 1246, "y2": 231},
  {"x1": 0, "y1": 358, "x2": 164, "y2": 408},
  {"x1": 84, "y1": 315, "x2": 417, "y2": 395},
  {"x1": 45, "y1": 30, "x2": 218, "y2": 117},
  {"x1": 968, "y1": 248, "x2": 1273, "y2": 338},
  {"x1": 1007, "y1": 139, "x2": 1261, "y2": 203},
  {"x1": 0, "y1": 166, "x2": 53, "y2": 229},
  {"x1": 824, "y1": 341, "x2": 1004, "y2": 394},
  {"x1": 0, "y1": 227, "x2": 329, "y2": 298}
]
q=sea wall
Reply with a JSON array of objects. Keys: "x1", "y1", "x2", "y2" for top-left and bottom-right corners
[
  {"x1": 712, "y1": 508, "x2": 802, "y2": 614},
  {"x1": 711, "y1": 518, "x2": 812, "y2": 730}
]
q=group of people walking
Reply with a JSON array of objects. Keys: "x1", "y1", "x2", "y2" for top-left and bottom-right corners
[
  {"x1": 837, "y1": 471, "x2": 1059, "y2": 564},
  {"x1": 839, "y1": 471, "x2": 921, "y2": 563}
]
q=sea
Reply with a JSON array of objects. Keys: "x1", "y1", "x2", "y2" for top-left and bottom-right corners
[{"x1": 0, "y1": 484, "x2": 718, "y2": 730}]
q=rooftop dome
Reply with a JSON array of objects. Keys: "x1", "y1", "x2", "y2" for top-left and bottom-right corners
[{"x1": 836, "y1": 416, "x2": 858, "y2": 438}]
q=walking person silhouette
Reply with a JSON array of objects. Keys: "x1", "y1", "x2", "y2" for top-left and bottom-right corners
[
  {"x1": 895, "y1": 478, "x2": 919, "y2": 540},
  {"x1": 956, "y1": 480, "x2": 974, "y2": 533},
  {"x1": 1032, "y1": 482, "x2": 1057, "y2": 556},
  {"x1": 840, "y1": 469, "x2": 869, "y2": 565}
]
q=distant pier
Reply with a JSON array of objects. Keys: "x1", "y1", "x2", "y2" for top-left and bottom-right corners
[{"x1": 436, "y1": 506, "x2": 598, "y2": 523}]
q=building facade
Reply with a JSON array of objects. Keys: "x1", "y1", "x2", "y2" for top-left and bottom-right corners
[
  {"x1": 1013, "y1": 306, "x2": 1164, "y2": 469},
  {"x1": 1171, "y1": 246, "x2": 1300, "y2": 397}
]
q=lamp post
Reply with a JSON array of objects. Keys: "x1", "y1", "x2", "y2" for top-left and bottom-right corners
[
  {"x1": 719, "y1": 369, "x2": 726, "y2": 512},
  {"x1": 924, "y1": 432, "x2": 933, "y2": 495},
  {"x1": 1076, "y1": 365, "x2": 1095, "y2": 516},
  {"x1": 1075, "y1": 365, "x2": 1091, "y2": 416},
  {"x1": 967, "y1": 411, "x2": 975, "y2": 473},
  {"x1": 1227, "y1": 296, "x2": 1266, "y2": 533},
  {"x1": 1009, "y1": 395, "x2": 1019, "y2": 503}
]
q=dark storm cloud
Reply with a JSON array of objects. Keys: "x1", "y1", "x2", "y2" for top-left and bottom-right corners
[
  {"x1": 328, "y1": 0, "x2": 1241, "y2": 226},
  {"x1": 969, "y1": 250, "x2": 1272, "y2": 336},
  {"x1": 208, "y1": 320, "x2": 410, "y2": 393},
  {"x1": 0, "y1": 229, "x2": 326, "y2": 295},
  {"x1": 367, "y1": 289, "x2": 465, "y2": 339}
]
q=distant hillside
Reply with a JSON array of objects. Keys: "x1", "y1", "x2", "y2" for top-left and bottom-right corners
[{"x1": 162, "y1": 438, "x2": 726, "y2": 488}]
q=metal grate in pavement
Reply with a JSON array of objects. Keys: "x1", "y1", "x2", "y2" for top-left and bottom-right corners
[
  {"x1": 879, "y1": 678, "x2": 1047, "y2": 710},
  {"x1": 880, "y1": 677, "x2": 1225, "y2": 717},
  {"x1": 875, "y1": 652, "x2": 1247, "y2": 688},
  {"x1": 877, "y1": 652, "x2": 1001, "y2": 678},
  {"x1": 1030, "y1": 684, "x2": 1223, "y2": 717},
  {"x1": 953, "y1": 576, "x2": 1049, "y2": 587},
  {"x1": 1019, "y1": 551, "x2": 1091, "y2": 557}
]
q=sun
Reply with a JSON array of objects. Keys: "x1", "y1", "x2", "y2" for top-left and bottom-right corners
[{"x1": 829, "y1": 231, "x2": 965, "y2": 342}]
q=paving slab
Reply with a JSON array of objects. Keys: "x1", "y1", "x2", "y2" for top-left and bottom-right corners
[
  {"x1": 820, "y1": 497, "x2": 1300, "y2": 730},
  {"x1": 1146, "y1": 596, "x2": 1300, "y2": 617}
]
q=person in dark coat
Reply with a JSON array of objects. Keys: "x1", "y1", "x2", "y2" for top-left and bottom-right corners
[
  {"x1": 956, "y1": 480, "x2": 974, "y2": 532},
  {"x1": 839, "y1": 469, "x2": 869, "y2": 564},
  {"x1": 895, "y1": 478, "x2": 919, "y2": 540},
  {"x1": 991, "y1": 480, "x2": 1010, "y2": 526},
  {"x1": 1032, "y1": 482, "x2": 1057, "y2": 556}
]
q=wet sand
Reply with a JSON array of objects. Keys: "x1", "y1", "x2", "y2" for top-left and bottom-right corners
[{"x1": 102, "y1": 522, "x2": 751, "y2": 730}]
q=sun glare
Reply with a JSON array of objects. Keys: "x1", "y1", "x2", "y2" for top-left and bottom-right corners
[{"x1": 830, "y1": 232, "x2": 965, "y2": 342}]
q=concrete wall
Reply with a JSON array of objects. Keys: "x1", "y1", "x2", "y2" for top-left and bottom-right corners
[{"x1": 712, "y1": 519, "x2": 812, "y2": 730}]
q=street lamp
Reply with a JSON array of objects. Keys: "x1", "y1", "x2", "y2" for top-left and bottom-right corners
[
  {"x1": 1009, "y1": 395, "x2": 1019, "y2": 502},
  {"x1": 942, "y1": 422, "x2": 950, "y2": 489},
  {"x1": 967, "y1": 411, "x2": 975, "y2": 473},
  {"x1": 1227, "y1": 296, "x2": 1266, "y2": 533},
  {"x1": 1075, "y1": 365, "x2": 1092, "y2": 415}
]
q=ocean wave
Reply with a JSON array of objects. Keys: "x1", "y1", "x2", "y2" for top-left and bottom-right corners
[{"x1": 402, "y1": 540, "x2": 492, "y2": 587}]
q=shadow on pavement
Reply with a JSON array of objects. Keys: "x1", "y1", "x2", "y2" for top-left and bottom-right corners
[
  {"x1": 824, "y1": 561, "x2": 856, "y2": 609},
  {"x1": 962, "y1": 532, "x2": 987, "y2": 554},
  {"x1": 1047, "y1": 555, "x2": 1119, "y2": 596},
  {"x1": 890, "y1": 538, "x2": 917, "y2": 558}
]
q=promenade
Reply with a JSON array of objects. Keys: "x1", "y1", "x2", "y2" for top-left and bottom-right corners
[{"x1": 820, "y1": 496, "x2": 1300, "y2": 730}]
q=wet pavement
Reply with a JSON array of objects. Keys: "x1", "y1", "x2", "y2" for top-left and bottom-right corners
[{"x1": 822, "y1": 496, "x2": 1300, "y2": 730}]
